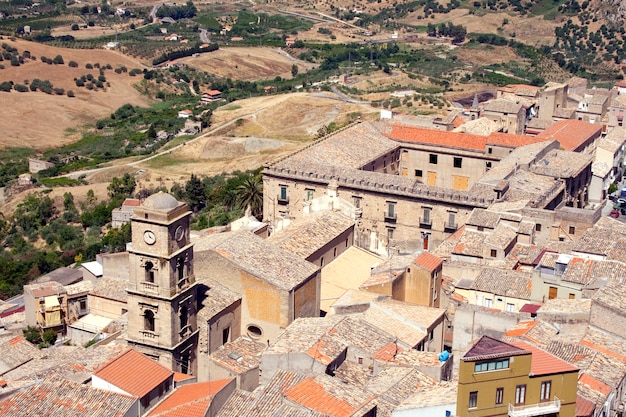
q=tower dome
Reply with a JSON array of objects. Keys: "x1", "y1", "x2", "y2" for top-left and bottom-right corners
[{"x1": 142, "y1": 192, "x2": 179, "y2": 211}]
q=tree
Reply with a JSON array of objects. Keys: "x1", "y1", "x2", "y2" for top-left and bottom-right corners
[
  {"x1": 185, "y1": 174, "x2": 206, "y2": 212},
  {"x1": 71, "y1": 23, "x2": 79, "y2": 31},
  {"x1": 23, "y1": 326, "x2": 42, "y2": 344},
  {"x1": 53, "y1": 55, "x2": 64, "y2": 65},
  {"x1": 236, "y1": 174, "x2": 263, "y2": 218},
  {"x1": 291, "y1": 64, "x2": 298, "y2": 78},
  {"x1": 42, "y1": 329, "x2": 57, "y2": 347},
  {"x1": 107, "y1": 173, "x2": 136, "y2": 198}
]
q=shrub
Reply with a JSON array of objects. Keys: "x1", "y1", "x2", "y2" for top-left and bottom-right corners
[
  {"x1": 14, "y1": 83, "x2": 28, "y2": 92},
  {"x1": 53, "y1": 55, "x2": 64, "y2": 65},
  {"x1": 71, "y1": 23, "x2": 79, "y2": 31},
  {"x1": 85, "y1": 63, "x2": 93, "y2": 69},
  {"x1": 67, "y1": 90, "x2": 75, "y2": 97},
  {"x1": 75, "y1": 78, "x2": 85, "y2": 87},
  {"x1": 54, "y1": 88, "x2": 64, "y2": 95},
  {"x1": 68, "y1": 60, "x2": 78, "y2": 67},
  {"x1": 0, "y1": 81, "x2": 13, "y2": 91}
]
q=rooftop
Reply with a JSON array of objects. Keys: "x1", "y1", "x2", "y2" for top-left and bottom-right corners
[
  {"x1": 597, "y1": 126, "x2": 626, "y2": 153},
  {"x1": 536, "y1": 119, "x2": 602, "y2": 151},
  {"x1": 199, "y1": 231, "x2": 319, "y2": 291},
  {"x1": 209, "y1": 337, "x2": 265, "y2": 375},
  {"x1": 529, "y1": 149, "x2": 593, "y2": 178},
  {"x1": 90, "y1": 277, "x2": 128, "y2": 302},
  {"x1": 0, "y1": 376, "x2": 135, "y2": 417},
  {"x1": 93, "y1": 348, "x2": 173, "y2": 397},
  {"x1": 267, "y1": 211, "x2": 354, "y2": 260},
  {"x1": 482, "y1": 98, "x2": 523, "y2": 114},
  {"x1": 462, "y1": 335, "x2": 529, "y2": 361},
  {"x1": 469, "y1": 267, "x2": 532, "y2": 299},
  {"x1": 509, "y1": 340, "x2": 578, "y2": 376},
  {"x1": 147, "y1": 379, "x2": 232, "y2": 417},
  {"x1": 412, "y1": 251, "x2": 442, "y2": 272}
]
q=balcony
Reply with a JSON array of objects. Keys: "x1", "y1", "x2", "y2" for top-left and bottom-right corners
[
  {"x1": 444, "y1": 221, "x2": 458, "y2": 232},
  {"x1": 419, "y1": 217, "x2": 432, "y2": 229},
  {"x1": 141, "y1": 281, "x2": 159, "y2": 293},
  {"x1": 384, "y1": 212, "x2": 397, "y2": 223},
  {"x1": 508, "y1": 397, "x2": 560, "y2": 417},
  {"x1": 277, "y1": 194, "x2": 289, "y2": 205}
]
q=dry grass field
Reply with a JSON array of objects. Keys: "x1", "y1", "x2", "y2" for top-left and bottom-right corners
[
  {"x1": 0, "y1": 38, "x2": 152, "y2": 150},
  {"x1": 179, "y1": 46, "x2": 316, "y2": 81}
]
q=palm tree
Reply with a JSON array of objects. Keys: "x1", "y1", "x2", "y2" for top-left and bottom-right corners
[{"x1": 236, "y1": 174, "x2": 263, "y2": 218}]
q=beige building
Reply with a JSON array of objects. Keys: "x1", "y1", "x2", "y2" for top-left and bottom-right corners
[
  {"x1": 263, "y1": 121, "x2": 593, "y2": 256},
  {"x1": 194, "y1": 230, "x2": 321, "y2": 343}
]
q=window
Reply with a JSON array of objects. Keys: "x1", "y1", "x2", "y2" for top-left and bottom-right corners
[
  {"x1": 247, "y1": 324, "x2": 263, "y2": 339},
  {"x1": 279, "y1": 185, "x2": 288, "y2": 203},
  {"x1": 495, "y1": 388, "x2": 504, "y2": 405},
  {"x1": 454, "y1": 157, "x2": 462, "y2": 168},
  {"x1": 429, "y1": 154, "x2": 438, "y2": 164},
  {"x1": 515, "y1": 385, "x2": 526, "y2": 405},
  {"x1": 353, "y1": 196, "x2": 362, "y2": 209},
  {"x1": 490, "y1": 249, "x2": 497, "y2": 258},
  {"x1": 540, "y1": 381, "x2": 551, "y2": 401},
  {"x1": 506, "y1": 303, "x2": 515, "y2": 312},
  {"x1": 79, "y1": 299, "x2": 87, "y2": 312},
  {"x1": 177, "y1": 257, "x2": 185, "y2": 284},
  {"x1": 422, "y1": 207, "x2": 431, "y2": 224},
  {"x1": 145, "y1": 261, "x2": 155, "y2": 283},
  {"x1": 569, "y1": 293, "x2": 575, "y2": 299},
  {"x1": 222, "y1": 326, "x2": 230, "y2": 344},
  {"x1": 321, "y1": 257, "x2": 325, "y2": 267},
  {"x1": 333, "y1": 247, "x2": 337, "y2": 257},
  {"x1": 179, "y1": 304, "x2": 188, "y2": 330},
  {"x1": 429, "y1": 329, "x2": 434, "y2": 341},
  {"x1": 484, "y1": 298, "x2": 493, "y2": 308},
  {"x1": 386, "y1": 201, "x2": 396, "y2": 220},
  {"x1": 569, "y1": 226, "x2": 576, "y2": 234},
  {"x1": 387, "y1": 228, "x2": 394, "y2": 240},
  {"x1": 488, "y1": 147, "x2": 493, "y2": 154},
  {"x1": 305, "y1": 189, "x2": 314, "y2": 201},
  {"x1": 486, "y1": 161, "x2": 492, "y2": 170},
  {"x1": 415, "y1": 169, "x2": 423, "y2": 177},
  {"x1": 469, "y1": 391, "x2": 478, "y2": 408},
  {"x1": 358, "y1": 357, "x2": 364, "y2": 364},
  {"x1": 144, "y1": 310, "x2": 155, "y2": 332},
  {"x1": 474, "y1": 358, "x2": 509, "y2": 372},
  {"x1": 535, "y1": 223, "x2": 542, "y2": 232}
]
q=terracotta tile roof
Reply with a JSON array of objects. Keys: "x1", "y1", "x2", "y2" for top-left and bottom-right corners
[
  {"x1": 0, "y1": 335, "x2": 42, "y2": 373},
  {"x1": 93, "y1": 348, "x2": 173, "y2": 397},
  {"x1": 268, "y1": 211, "x2": 354, "y2": 260},
  {"x1": 0, "y1": 375, "x2": 135, "y2": 416},
  {"x1": 536, "y1": 119, "x2": 602, "y2": 151},
  {"x1": 285, "y1": 374, "x2": 376, "y2": 417},
  {"x1": 388, "y1": 125, "x2": 488, "y2": 151},
  {"x1": 579, "y1": 373, "x2": 611, "y2": 396},
  {"x1": 510, "y1": 340, "x2": 578, "y2": 376},
  {"x1": 412, "y1": 251, "x2": 442, "y2": 272},
  {"x1": 91, "y1": 277, "x2": 128, "y2": 302},
  {"x1": 147, "y1": 379, "x2": 232, "y2": 417},
  {"x1": 462, "y1": 335, "x2": 529, "y2": 361},
  {"x1": 197, "y1": 231, "x2": 319, "y2": 291},
  {"x1": 470, "y1": 267, "x2": 532, "y2": 299},
  {"x1": 209, "y1": 336, "x2": 265, "y2": 374},
  {"x1": 576, "y1": 394, "x2": 597, "y2": 417}
]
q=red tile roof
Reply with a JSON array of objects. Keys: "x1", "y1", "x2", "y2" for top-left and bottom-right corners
[
  {"x1": 284, "y1": 377, "x2": 369, "y2": 417},
  {"x1": 519, "y1": 304, "x2": 542, "y2": 314},
  {"x1": 93, "y1": 349, "x2": 173, "y2": 397},
  {"x1": 122, "y1": 198, "x2": 141, "y2": 207},
  {"x1": 373, "y1": 342, "x2": 404, "y2": 362},
  {"x1": 576, "y1": 394, "x2": 596, "y2": 417},
  {"x1": 503, "y1": 320, "x2": 538, "y2": 337},
  {"x1": 579, "y1": 373, "x2": 611, "y2": 396},
  {"x1": 147, "y1": 379, "x2": 232, "y2": 417},
  {"x1": 536, "y1": 119, "x2": 602, "y2": 151},
  {"x1": 510, "y1": 341, "x2": 578, "y2": 376},
  {"x1": 387, "y1": 125, "x2": 547, "y2": 151},
  {"x1": 413, "y1": 251, "x2": 442, "y2": 272}
]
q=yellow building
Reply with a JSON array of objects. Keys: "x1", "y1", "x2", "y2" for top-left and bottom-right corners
[{"x1": 457, "y1": 335, "x2": 578, "y2": 417}]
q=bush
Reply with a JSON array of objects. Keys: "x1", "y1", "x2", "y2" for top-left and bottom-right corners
[
  {"x1": 71, "y1": 23, "x2": 79, "y2": 31},
  {"x1": 67, "y1": 90, "x2": 75, "y2": 97},
  {"x1": 0, "y1": 81, "x2": 13, "y2": 91},
  {"x1": 85, "y1": 63, "x2": 93, "y2": 69},
  {"x1": 68, "y1": 60, "x2": 78, "y2": 67},
  {"x1": 54, "y1": 88, "x2": 64, "y2": 95},
  {"x1": 14, "y1": 83, "x2": 28, "y2": 92},
  {"x1": 53, "y1": 55, "x2": 64, "y2": 65}
]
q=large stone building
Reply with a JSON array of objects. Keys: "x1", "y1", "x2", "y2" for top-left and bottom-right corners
[{"x1": 263, "y1": 121, "x2": 594, "y2": 255}]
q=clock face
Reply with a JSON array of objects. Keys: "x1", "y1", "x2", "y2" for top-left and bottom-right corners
[
  {"x1": 144, "y1": 230, "x2": 156, "y2": 245},
  {"x1": 175, "y1": 226, "x2": 185, "y2": 242}
]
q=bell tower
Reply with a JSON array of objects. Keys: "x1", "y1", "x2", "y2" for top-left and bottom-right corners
[{"x1": 126, "y1": 192, "x2": 198, "y2": 375}]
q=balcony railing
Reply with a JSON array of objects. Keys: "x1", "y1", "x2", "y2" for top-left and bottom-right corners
[
  {"x1": 509, "y1": 397, "x2": 560, "y2": 417},
  {"x1": 419, "y1": 217, "x2": 432, "y2": 229},
  {"x1": 141, "y1": 281, "x2": 159, "y2": 293},
  {"x1": 277, "y1": 194, "x2": 289, "y2": 205},
  {"x1": 384, "y1": 212, "x2": 397, "y2": 223},
  {"x1": 444, "y1": 221, "x2": 458, "y2": 232}
]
